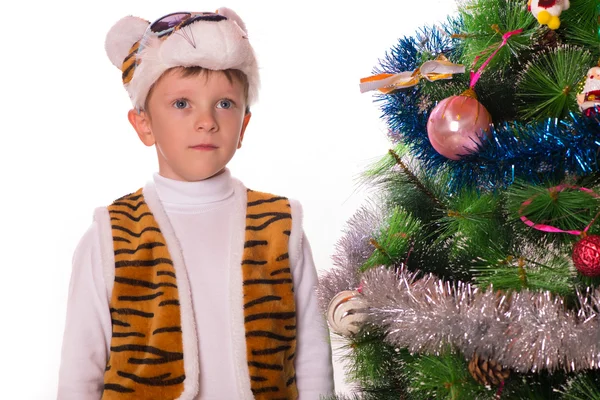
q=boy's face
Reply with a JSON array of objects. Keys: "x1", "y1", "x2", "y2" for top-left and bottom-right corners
[{"x1": 128, "y1": 69, "x2": 251, "y2": 182}]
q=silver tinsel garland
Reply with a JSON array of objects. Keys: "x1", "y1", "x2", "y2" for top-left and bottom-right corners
[
  {"x1": 317, "y1": 202, "x2": 386, "y2": 312},
  {"x1": 360, "y1": 267, "x2": 600, "y2": 374}
]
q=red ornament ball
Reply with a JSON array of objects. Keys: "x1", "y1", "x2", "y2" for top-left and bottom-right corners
[{"x1": 572, "y1": 235, "x2": 600, "y2": 277}]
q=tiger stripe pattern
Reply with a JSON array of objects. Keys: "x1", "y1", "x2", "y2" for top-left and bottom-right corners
[
  {"x1": 103, "y1": 188, "x2": 185, "y2": 399},
  {"x1": 242, "y1": 189, "x2": 298, "y2": 399},
  {"x1": 121, "y1": 41, "x2": 141, "y2": 85}
]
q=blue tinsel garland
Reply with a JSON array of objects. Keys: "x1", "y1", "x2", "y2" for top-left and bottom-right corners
[{"x1": 373, "y1": 20, "x2": 600, "y2": 192}]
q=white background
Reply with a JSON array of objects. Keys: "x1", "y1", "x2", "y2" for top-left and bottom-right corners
[{"x1": 0, "y1": 0, "x2": 456, "y2": 397}]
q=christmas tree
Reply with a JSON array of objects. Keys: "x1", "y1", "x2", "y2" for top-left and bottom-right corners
[{"x1": 319, "y1": 0, "x2": 600, "y2": 398}]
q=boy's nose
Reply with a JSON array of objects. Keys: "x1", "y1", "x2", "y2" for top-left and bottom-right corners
[{"x1": 195, "y1": 111, "x2": 218, "y2": 132}]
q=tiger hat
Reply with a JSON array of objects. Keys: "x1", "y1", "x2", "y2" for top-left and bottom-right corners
[{"x1": 105, "y1": 7, "x2": 259, "y2": 110}]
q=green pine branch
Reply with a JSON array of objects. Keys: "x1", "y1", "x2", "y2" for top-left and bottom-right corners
[
  {"x1": 344, "y1": 330, "x2": 412, "y2": 399},
  {"x1": 506, "y1": 181, "x2": 600, "y2": 245},
  {"x1": 362, "y1": 143, "x2": 409, "y2": 182},
  {"x1": 360, "y1": 207, "x2": 421, "y2": 271},
  {"x1": 471, "y1": 245, "x2": 575, "y2": 296},
  {"x1": 558, "y1": 372, "x2": 600, "y2": 400},
  {"x1": 363, "y1": 146, "x2": 448, "y2": 224},
  {"x1": 363, "y1": 145, "x2": 446, "y2": 211},
  {"x1": 433, "y1": 189, "x2": 505, "y2": 262},
  {"x1": 458, "y1": 0, "x2": 537, "y2": 72},
  {"x1": 403, "y1": 348, "x2": 492, "y2": 400},
  {"x1": 516, "y1": 46, "x2": 593, "y2": 120},
  {"x1": 387, "y1": 149, "x2": 446, "y2": 210},
  {"x1": 562, "y1": 0, "x2": 600, "y2": 52}
]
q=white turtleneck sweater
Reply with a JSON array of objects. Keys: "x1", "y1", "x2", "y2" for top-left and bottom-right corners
[{"x1": 57, "y1": 169, "x2": 334, "y2": 399}]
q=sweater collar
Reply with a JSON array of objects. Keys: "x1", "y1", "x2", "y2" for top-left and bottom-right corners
[{"x1": 152, "y1": 169, "x2": 234, "y2": 205}]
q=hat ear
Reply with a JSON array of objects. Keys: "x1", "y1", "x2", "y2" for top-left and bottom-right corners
[
  {"x1": 216, "y1": 7, "x2": 247, "y2": 34},
  {"x1": 105, "y1": 16, "x2": 150, "y2": 69}
]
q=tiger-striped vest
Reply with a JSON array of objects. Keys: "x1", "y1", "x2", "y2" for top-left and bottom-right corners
[{"x1": 101, "y1": 186, "x2": 298, "y2": 399}]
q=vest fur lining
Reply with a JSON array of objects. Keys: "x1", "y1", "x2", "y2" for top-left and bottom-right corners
[{"x1": 142, "y1": 183, "x2": 201, "y2": 400}]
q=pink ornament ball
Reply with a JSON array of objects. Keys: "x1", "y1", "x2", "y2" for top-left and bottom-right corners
[
  {"x1": 426, "y1": 90, "x2": 492, "y2": 160},
  {"x1": 572, "y1": 235, "x2": 600, "y2": 277}
]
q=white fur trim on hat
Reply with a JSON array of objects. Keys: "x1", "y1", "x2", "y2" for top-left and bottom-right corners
[
  {"x1": 105, "y1": 16, "x2": 150, "y2": 69},
  {"x1": 216, "y1": 7, "x2": 248, "y2": 34},
  {"x1": 105, "y1": 9, "x2": 259, "y2": 109}
]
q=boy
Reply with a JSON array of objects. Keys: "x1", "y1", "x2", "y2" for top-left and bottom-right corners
[{"x1": 57, "y1": 8, "x2": 334, "y2": 400}]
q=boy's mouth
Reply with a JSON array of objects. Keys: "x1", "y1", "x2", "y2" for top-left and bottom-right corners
[{"x1": 191, "y1": 144, "x2": 218, "y2": 150}]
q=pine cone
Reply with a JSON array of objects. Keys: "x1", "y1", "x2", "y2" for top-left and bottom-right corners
[
  {"x1": 538, "y1": 29, "x2": 558, "y2": 49},
  {"x1": 468, "y1": 353, "x2": 510, "y2": 386}
]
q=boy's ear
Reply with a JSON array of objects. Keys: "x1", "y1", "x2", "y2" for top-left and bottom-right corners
[
  {"x1": 238, "y1": 112, "x2": 252, "y2": 149},
  {"x1": 127, "y1": 109, "x2": 155, "y2": 146}
]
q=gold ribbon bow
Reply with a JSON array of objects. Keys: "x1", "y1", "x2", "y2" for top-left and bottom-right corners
[{"x1": 359, "y1": 55, "x2": 465, "y2": 94}]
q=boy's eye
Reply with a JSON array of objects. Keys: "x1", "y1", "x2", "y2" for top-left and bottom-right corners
[
  {"x1": 173, "y1": 99, "x2": 189, "y2": 109},
  {"x1": 217, "y1": 99, "x2": 233, "y2": 109}
]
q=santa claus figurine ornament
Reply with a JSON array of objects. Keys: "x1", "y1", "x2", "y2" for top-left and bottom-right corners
[
  {"x1": 577, "y1": 65, "x2": 600, "y2": 117},
  {"x1": 528, "y1": 0, "x2": 570, "y2": 30}
]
